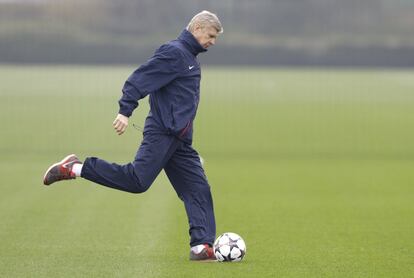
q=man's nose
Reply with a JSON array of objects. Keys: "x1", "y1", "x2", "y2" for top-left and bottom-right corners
[{"x1": 211, "y1": 38, "x2": 216, "y2": 45}]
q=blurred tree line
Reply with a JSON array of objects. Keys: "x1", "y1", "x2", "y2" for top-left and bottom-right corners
[{"x1": 0, "y1": 0, "x2": 413, "y2": 66}]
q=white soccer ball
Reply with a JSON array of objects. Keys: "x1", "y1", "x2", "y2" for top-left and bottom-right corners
[{"x1": 213, "y1": 232, "x2": 246, "y2": 262}]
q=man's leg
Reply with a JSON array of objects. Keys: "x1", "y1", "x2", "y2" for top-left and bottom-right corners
[
  {"x1": 164, "y1": 142, "x2": 216, "y2": 249},
  {"x1": 44, "y1": 133, "x2": 180, "y2": 194}
]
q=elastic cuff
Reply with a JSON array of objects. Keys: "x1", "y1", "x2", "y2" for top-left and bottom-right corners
[{"x1": 118, "y1": 107, "x2": 132, "y2": 117}]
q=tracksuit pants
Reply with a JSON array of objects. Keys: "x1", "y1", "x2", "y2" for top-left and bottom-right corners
[{"x1": 80, "y1": 132, "x2": 216, "y2": 247}]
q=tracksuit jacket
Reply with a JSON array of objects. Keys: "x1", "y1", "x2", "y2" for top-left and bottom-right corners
[{"x1": 118, "y1": 29, "x2": 207, "y2": 144}]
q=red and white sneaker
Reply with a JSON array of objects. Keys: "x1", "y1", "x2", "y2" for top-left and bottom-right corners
[
  {"x1": 43, "y1": 154, "x2": 82, "y2": 186},
  {"x1": 189, "y1": 244, "x2": 216, "y2": 261}
]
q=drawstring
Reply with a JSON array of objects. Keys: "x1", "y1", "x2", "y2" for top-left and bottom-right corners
[{"x1": 132, "y1": 123, "x2": 143, "y2": 132}]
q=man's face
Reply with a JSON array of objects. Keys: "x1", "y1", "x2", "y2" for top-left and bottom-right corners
[{"x1": 192, "y1": 25, "x2": 219, "y2": 49}]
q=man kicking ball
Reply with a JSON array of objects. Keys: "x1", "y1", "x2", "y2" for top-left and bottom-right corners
[{"x1": 43, "y1": 10, "x2": 223, "y2": 261}]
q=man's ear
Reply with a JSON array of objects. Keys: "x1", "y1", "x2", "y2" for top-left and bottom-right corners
[{"x1": 193, "y1": 23, "x2": 203, "y2": 33}]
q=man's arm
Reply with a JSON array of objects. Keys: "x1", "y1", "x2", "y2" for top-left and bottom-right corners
[{"x1": 114, "y1": 44, "x2": 184, "y2": 135}]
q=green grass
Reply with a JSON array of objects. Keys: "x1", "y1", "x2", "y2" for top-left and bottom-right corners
[{"x1": 0, "y1": 65, "x2": 413, "y2": 277}]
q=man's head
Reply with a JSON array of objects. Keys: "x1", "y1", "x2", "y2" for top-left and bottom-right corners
[{"x1": 187, "y1": 10, "x2": 223, "y2": 49}]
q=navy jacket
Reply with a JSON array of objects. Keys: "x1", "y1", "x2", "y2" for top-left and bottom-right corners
[{"x1": 119, "y1": 29, "x2": 207, "y2": 144}]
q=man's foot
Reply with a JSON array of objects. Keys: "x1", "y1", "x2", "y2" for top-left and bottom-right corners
[
  {"x1": 43, "y1": 154, "x2": 82, "y2": 185},
  {"x1": 189, "y1": 244, "x2": 216, "y2": 261}
]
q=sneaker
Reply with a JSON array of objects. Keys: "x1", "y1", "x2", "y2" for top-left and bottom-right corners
[
  {"x1": 189, "y1": 244, "x2": 216, "y2": 261},
  {"x1": 43, "y1": 154, "x2": 82, "y2": 186}
]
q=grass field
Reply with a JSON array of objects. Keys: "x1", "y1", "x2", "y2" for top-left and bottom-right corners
[{"x1": 0, "y1": 65, "x2": 413, "y2": 277}]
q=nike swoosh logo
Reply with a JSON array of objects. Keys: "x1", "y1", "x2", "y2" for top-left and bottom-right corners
[{"x1": 189, "y1": 66, "x2": 195, "y2": 70}]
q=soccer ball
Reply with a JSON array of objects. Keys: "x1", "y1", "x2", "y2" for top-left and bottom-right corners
[{"x1": 213, "y1": 232, "x2": 246, "y2": 262}]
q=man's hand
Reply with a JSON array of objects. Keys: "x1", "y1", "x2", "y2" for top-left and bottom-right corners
[{"x1": 113, "y1": 114, "x2": 129, "y2": 135}]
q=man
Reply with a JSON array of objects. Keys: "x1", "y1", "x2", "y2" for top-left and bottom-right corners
[{"x1": 43, "y1": 11, "x2": 223, "y2": 261}]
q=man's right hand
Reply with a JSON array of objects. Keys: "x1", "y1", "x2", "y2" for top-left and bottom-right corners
[{"x1": 113, "y1": 114, "x2": 129, "y2": 135}]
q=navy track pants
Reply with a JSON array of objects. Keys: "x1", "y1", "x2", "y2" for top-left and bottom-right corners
[{"x1": 81, "y1": 132, "x2": 216, "y2": 247}]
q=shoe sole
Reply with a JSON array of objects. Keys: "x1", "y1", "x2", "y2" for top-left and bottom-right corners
[
  {"x1": 43, "y1": 154, "x2": 77, "y2": 185},
  {"x1": 191, "y1": 259, "x2": 218, "y2": 263}
]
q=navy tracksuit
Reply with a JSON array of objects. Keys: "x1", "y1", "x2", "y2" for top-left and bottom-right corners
[{"x1": 81, "y1": 30, "x2": 216, "y2": 247}]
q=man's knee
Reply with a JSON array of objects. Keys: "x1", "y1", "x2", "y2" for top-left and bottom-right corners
[
  {"x1": 128, "y1": 185, "x2": 151, "y2": 194},
  {"x1": 128, "y1": 187, "x2": 149, "y2": 194},
  {"x1": 123, "y1": 165, "x2": 151, "y2": 194},
  {"x1": 128, "y1": 176, "x2": 151, "y2": 194}
]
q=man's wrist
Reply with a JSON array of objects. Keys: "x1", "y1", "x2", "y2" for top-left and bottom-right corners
[{"x1": 118, "y1": 107, "x2": 132, "y2": 118}]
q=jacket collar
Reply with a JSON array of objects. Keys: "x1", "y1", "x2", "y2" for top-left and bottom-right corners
[{"x1": 178, "y1": 29, "x2": 207, "y2": 56}]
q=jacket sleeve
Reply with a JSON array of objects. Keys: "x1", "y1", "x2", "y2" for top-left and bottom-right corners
[{"x1": 118, "y1": 44, "x2": 184, "y2": 117}]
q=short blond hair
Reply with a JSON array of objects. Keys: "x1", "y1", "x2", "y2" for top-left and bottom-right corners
[{"x1": 187, "y1": 10, "x2": 223, "y2": 34}]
